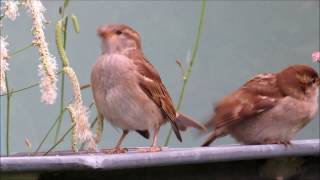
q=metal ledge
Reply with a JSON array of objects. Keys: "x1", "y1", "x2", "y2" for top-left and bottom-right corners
[{"x1": 1, "y1": 139, "x2": 319, "y2": 172}]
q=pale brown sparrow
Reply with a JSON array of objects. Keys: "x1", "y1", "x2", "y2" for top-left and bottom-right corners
[
  {"x1": 91, "y1": 24, "x2": 205, "y2": 153},
  {"x1": 202, "y1": 64, "x2": 319, "y2": 146}
]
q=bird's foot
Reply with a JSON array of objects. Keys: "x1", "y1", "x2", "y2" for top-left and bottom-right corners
[
  {"x1": 277, "y1": 140, "x2": 291, "y2": 147},
  {"x1": 264, "y1": 139, "x2": 291, "y2": 147},
  {"x1": 103, "y1": 147, "x2": 128, "y2": 154},
  {"x1": 137, "y1": 146, "x2": 162, "y2": 153}
]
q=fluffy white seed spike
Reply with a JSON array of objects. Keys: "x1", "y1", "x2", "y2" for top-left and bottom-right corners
[
  {"x1": 25, "y1": 0, "x2": 58, "y2": 104},
  {"x1": 0, "y1": 36, "x2": 9, "y2": 94},
  {"x1": 1, "y1": 0, "x2": 20, "y2": 21},
  {"x1": 64, "y1": 67, "x2": 97, "y2": 151}
]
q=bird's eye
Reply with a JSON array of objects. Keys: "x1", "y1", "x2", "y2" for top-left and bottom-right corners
[
  {"x1": 307, "y1": 79, "x2": 316, "y2": 86},
  {"x1": 115, "y1": 30, "x2": 122, "y2": 35}
]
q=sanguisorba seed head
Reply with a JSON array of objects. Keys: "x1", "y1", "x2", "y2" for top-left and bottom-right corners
[
  {"x1": 0, "y1": 36, "x2": 9, "y2": 94},
  {"x1": 25, "y1": 0, "x2": 58, "y2": 104}
]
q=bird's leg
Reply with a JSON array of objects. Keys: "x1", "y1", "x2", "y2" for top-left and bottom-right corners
[
  {"x1": 137, "y1": 126, "x2": 161, "y2": 153},
  {"x1": 149, "y1": 126, "x2": 161, "y2": 152},
  {"x1": 104, "y1": 130, "x2": 129, "y2": 154}
]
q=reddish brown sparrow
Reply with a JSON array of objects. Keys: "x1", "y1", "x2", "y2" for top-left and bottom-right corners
[
  {"x1": 91, "y1": 24, "x2": 205, "y2": 153},
  {"x1": 202, "y1": 64, "x2": 319, "y2": 146}
]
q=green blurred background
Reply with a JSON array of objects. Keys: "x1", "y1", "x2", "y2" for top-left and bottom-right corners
[{"x1": 1, "y1": 0, "x2": 319, "y2": 154}]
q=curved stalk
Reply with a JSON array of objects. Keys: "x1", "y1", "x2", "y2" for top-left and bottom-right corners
[
  {"x1": 54, "y1": 17, "x2": 69, "y2": 143},
  {"x1": 44, "y1": 123, "x2": 75, "y2": 156},
  {"x1": 164, "y1": 0, "x2": 206, "y2": 146}
]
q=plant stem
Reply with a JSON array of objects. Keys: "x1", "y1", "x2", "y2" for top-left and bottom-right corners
[
  {"x1": 0, "y1": 83, "x2": 39, "y2": 97},
  {"x1": 34, "y1": 100, "x2": 92, "y2": 154},
  {"x1": 44, "y1": 123, "x2": 75, "y2": 156},
  {"x1": 0, "y1": 71, "x2": 63, "y2": 97},
  {"x1": 164, "y1": 0, "x2": 206, "y2": 146},
  {"x1": 80, "y1": 83, "x2": 91, "y2": 90},
  {"x1": 5, "y1": 74, "x2": 12, "y2": 156},
  {"x1": 88, "y1": 102, "x2": 95, "y2": 109},
  {"x1": 43, "y1": 102, "x2": 95, "y2": 155},
  {"x1": 62, "y1": 0, "x2": 70, "y2": 16},
  {"x1": 54, "y1": 16, "x2": 69, "y2": 143},
  {"x1": 54, "y1": 72, "x2": 65, "y2": 142},
  {"x1": 9, "y1": 43, "x2": 34, "y2": 57},
  {"x1": 34, "y1": 108, "x2": 67, "y2": 154}
]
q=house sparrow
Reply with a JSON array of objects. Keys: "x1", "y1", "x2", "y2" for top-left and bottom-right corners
[
  {"x1": 202, "y1": 64, "x2": 319, "y2": 146},
  {"x1": 91, "y1": 24, "x2": 205, "y2": 153}
]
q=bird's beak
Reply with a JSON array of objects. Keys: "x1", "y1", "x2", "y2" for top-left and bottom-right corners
[
  {"x1": 97, "y1": 26, "x2": 113, "y2": 39},
  {"x1": 109, "y1": 34, "x2": 117, "y2": 43},
  {"x1": 97, "y1": 27, "x2": 117, "y2": 42},
  {"x1": 97, "y1": 26, "x2": 107, "y2": 38}
]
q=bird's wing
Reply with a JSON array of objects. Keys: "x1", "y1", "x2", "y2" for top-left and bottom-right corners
[
  {"x1": 128, "y1": 50, "x2": 182, "y2": 142},
  {"x1": 213, "y1": 73, "x2": 284, "y2": 129}
]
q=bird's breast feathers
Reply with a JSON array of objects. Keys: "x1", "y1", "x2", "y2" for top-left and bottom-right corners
[{"x1": 91, "y1": 53, "x2": 163, "y2": 130}]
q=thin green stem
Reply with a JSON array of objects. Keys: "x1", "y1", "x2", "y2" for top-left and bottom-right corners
[
  {"x1": 54, "y1": 0, "x2": 69, "y2": 142},
  {"x1": 80, "y1": 83, "x2": 91, "y2": 90},
  {"x1": 1, "y1": 83, "x2": 39, "y2": 97},
  {"x1": 88, "y1": 102, "x2": 95, "y2": 109},
  {"x1": 90, "y1": 116, "x2": 99, "y2": 129},
  {"x1": 0, "y1": 71, "x2": 63, "y2": 97},
  {"x1": 9, "y1": 43, "x2": 34, "y2": 57},
  {"x1": 5, "y1": 74, "x2": 12, "y2": 156},
  {"x1": 164, "y1": 0, "x2": 206, "y2": 146},
  {"x1": 62, "y1": 0, "x2": 70, "y2": 16},
  {"x1": 34, "y1": 101, "x2": 94, "y2": 155},
  {"x1": 0, "y1": 76, "x2": 88, "y2": 97},
  {"x1": 54, "y1": 72, "x2": 65, "y2": 142},
  {"x1": 54, "y1": 17, "x2": 68, "y2": 143},
  {"x1": 43, "y1": 102, "x2": 95, "y2": 155},
  {"x1": 34, "y1": 108, "x2": 67, "y2": 154},
  {"x1": 44, "y1": 123, "x2": 75, "y2": 156}
]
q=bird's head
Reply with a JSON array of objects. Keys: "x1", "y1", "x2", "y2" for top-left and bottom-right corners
[
  {"x1": 97, "y1": 24, "x2": 141, "y2": 54},
  {"x1": 277, "y1": 64, "x2": 319, "y2": 100}
]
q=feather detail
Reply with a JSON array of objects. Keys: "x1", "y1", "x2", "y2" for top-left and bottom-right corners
[{"x1": 128, "y1": 50, "x2": 182, "y2": 142}]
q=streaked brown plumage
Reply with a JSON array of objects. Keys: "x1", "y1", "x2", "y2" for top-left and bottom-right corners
[
  {"x1": 91, "y1": 24, "x2": 205, "y2": 153},
  {"x1": 202, "y1": 64, "x2": 319, "y2": 146}
]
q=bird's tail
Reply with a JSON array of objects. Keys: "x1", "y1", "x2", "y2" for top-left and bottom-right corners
[
  {"x1": 201, "y1": 131, "x2": 218, "y2": 146},
  {"x1": 175, "y1": 113, "x2": 207, "y2": 131}
]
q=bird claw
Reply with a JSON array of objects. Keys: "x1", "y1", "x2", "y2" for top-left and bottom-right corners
[
  {"x1": 278, "y1": 140, "x2": 291, "y2": 147},
  {"x1": 137, "y1": 146, "x2": 162, "y2": 153},
  {"x1": 103, "y1": 147, "x2": 128, "y2": 154},
  {"x1": 264, "y1": 139, "x2": 291, "y2": 147}
]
